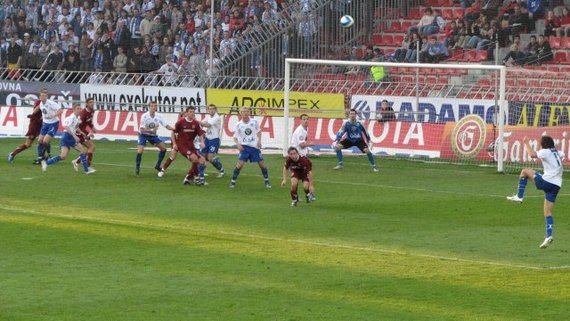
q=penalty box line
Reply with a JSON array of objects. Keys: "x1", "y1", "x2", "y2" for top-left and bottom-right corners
[
  {"x1": 1, "y1": 205, "x2": 568, "y2": 271},
  {"x1": 94, "y1": 162, "x2": 557, "y2": 199}
]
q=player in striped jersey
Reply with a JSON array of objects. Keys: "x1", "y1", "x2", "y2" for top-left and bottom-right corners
[{"x1": 507, "y1": 135, "x2": 564, "y2": 248}]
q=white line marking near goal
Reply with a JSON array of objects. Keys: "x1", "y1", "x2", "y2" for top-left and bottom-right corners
[
  {"x1": 1, "y1": 205, "x2": 568, "y2": 271},
  {"x1": 94, "y1": 162, "x2": 556, "y2": 199}
]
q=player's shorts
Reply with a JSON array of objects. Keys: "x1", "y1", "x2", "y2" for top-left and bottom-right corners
[
  {"x1": 59, "y1": 132, "x2": 78, "y2": 148},
  {"x1": 339, "y1": 139, "x2": 368, "y2": 153},
  {"x1": 138, "y1": 134, "x2": 162, "y2": 146},
  {"x1": 291, "y1": 170, "x2": 310, "y2": 182},
  {"x1": 40, "y1": 122, "x2": 59, "y2": 137},
  {"x1": 177, "y1": 145, "x2": 202, "y2": 160},
  {"x1": 201, "y1": 138, "x2": 220, "y2": 155},
  {"x1": 238, "y1": 145, "x2": 263, "y2": 163},
  {"x1": 534, "y1": 173, "x2": 561, "y2": 203},
  {"x1": 76, "y1": 133, "x2": 92, "y2": 144},
  {"x1": 25, "y1": 124, "x2": 41, "y2": 139}
]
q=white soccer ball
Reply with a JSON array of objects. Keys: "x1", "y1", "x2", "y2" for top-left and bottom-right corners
[
  {"x1": 157, "y1": 171, "x2": 165, "y2": 178},
  {"x1": 340, "y1": 15, "x2": 354, "y2": 28}
]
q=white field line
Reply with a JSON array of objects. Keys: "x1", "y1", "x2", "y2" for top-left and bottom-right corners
[
  {"x1": 94, "y1": 162, "x2": 560, "y2": 198},
  {"x1": 1, "y1": 204, "x2": 568, "y2": 271}
]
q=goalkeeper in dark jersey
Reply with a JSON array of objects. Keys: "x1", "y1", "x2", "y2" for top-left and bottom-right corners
[{"x1": 332, "y1": 109, "x2": 378, "y2": 172}]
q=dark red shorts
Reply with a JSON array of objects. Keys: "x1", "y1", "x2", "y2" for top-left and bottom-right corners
[
  {"x1": 25, "y1": 124, "x2": 41, "y2": 139},
  {"x1": 177, "y1": 145, "x2": 201, "y2": 161},
  {"x1": 291, "y1": 170, "x2": 310, "y2": 182}
]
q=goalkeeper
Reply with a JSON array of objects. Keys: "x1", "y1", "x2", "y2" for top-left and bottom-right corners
[{"x1": 333, "y1": 109, "x2": 378, "y2": 172}]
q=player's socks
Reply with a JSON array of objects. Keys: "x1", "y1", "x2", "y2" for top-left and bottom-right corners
[
  {"x1": 162, "y1": 157, "x2": 174, "y2": 170},
  {"x1": 156, "y1": 150, "x2": 166, "y2": 169},
  {"x1": 190, "y1": 163, "x2": 198, "y2": 177},
  {"x1": 46, "y1": 155, "x2": 61, "y2": 165},
  {"x1": 366, "y1": 151, "x2": 376, "y2": 166},
  {"x1": 336, "y1": 149, "x2": 343, "y2": 164},
  {"x1": 261, "y1": 167, "x2": 269, "y2": 181},
  {"x1": 232, "y1": 167, "x2": 241, "y2": 180},
  {"x1": 79, "y1": 154, "x2": 89, "y2": 172},
  {"x1": 135, "y1": 153, "x2": 142, "y2": 173},
  {"x1": 517, "y1": 177, "x2": 528, "y2": 198},
  {"x1": 211, "y1": 157, "x2": 223, "y2": 171},
  {"x1": 87, "y1": 152, "x2": 93, "y2": 166},
  {"x1": 46, "y1": 143, "x2": 51, "y2": 157},
  {"x1": 37, "y1": 143, "x2": 44, "y2": 159},
  {"x1": 545, "y1": 215, "x2": 554, "y2": 238},
  {"x1": 198, "y1": 163, "x2": 206, "y2": 180},
  {"x1": 42, "y1": 143, "x2": 50, "y2": 158},
  {"x1": 291, "y1": 190, "x2": 298, "y2": 201}
]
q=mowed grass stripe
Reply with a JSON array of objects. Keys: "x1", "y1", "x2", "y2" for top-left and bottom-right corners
[
  {"x1": 1, "y1": 209, "x2": 568, "y2": 321},
  {"x1": 1, "y1": 200, "x2": 567, "y2": 271}
]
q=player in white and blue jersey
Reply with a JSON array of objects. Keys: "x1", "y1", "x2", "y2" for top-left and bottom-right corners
[
  {"x1": 135, "y1": 101, "x2": 174, "y2": 175},
  {"x1": 229, "y1": 106, "x2": 270, "y2": 188},
  {"x1": 41, "y1": 104, "x2": 95, "y2": 175},
  {"x1": 199, "y1": 104, "x2": 225, "y2": 178},
  {"x1": 34, "y1": 88, "x2": 61, "y2": 164},
  {"x1": 333, "y1": 109, "x2": 378, "y2": 172},
  {"x1": 507, "y1": 135, "x2": 564, "y2": 249}
]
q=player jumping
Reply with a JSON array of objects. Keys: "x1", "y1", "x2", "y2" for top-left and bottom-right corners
[{"x1": 72, "y1": 97, "x2": 97, "y2": 172}]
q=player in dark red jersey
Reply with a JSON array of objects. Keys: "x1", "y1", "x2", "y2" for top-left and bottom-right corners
[
  {"x1": 8, "y1": 99, "x2": 50, "y2": 163},
  {"x1": 171, "y1": 106, "x2": 207, "y2": 186},
  {"x1": 281, "y1": 147, "x2": 316, "y2": 207},
  {"x1": 72, "y1": 97, "x2": 97, "y2": 171},
  {"x1": 158, "y1": 109, "x2": 199, "y2": 179}
]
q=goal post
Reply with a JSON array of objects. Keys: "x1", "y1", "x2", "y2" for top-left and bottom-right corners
[{"x1": 283, "y1": 58, "x2": 507, "y2": 173}]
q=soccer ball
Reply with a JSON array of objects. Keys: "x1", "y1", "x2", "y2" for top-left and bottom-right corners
[{"x1": 340, "y1": 15, "x2": 354, "y2": 28}]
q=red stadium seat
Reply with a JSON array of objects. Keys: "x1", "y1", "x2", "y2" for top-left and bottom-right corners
[
  {"x1": 453, "y1": 8, "x2": 464, "y2": 19},
  {"x1": 561, "y1": 37, "x2": 570, "y2": 49},
  {"x1": 441, "y1": 9, "x2": 454, "y2": 19},
  {"x1": 550, "y1": 37, "x2": 561, "y2": 49},
  {"x1": 387, "y1": 21, "x2": 401, "y2": 33},
  {"x1": 475, "y1": 50, "x2": 488, "y2": 61},
  {"x1": 401, "y1": 21, "x2": 414, "y2": 32},
  {"x1": 409, "y1": 8, "x2": 421, "y2": 19},
  {"x1": 370, "y1": 34, "x2": 383, "y2": 46},
  {"x1": 392, "y1": 34, "x2": 404, "y2": 46},
  {"x1": 553, "y1": 51, "x2": 568, "y2": 64},
  {"x1": 381, "y1": 35, "x2": 393, "y2": 46}
]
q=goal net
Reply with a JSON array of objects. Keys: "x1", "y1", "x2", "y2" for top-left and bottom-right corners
[{"x1": 283, "y1": 58, "x2": 510, "y2": 172}]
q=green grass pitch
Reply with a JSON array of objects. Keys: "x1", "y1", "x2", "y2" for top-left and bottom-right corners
[{"x1": 0, "y1": 138, "x2": 569, "y2": 321}]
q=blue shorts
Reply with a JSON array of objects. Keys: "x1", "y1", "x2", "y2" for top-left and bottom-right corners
[
  {"x1": 60, "y1": 132, "x2": 78, "y2": 148},
  {"x1": 201, "y1": 138, "x2": 220, "y2": 155},
  {"x1": 534, "y1": 173, "x2": 560, "y2": 203},
  {"x1": 138, "y1": 134, "x2": 162, "y2": 146},
  {"x1": 238, "y1": 145, "x2": 263, "y2": 163},
  {"x1": 40, "y1": 122, "x2": 59, "y2": 137}
]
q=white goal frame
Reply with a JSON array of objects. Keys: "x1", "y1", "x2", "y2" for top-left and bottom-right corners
[{"x1": 283, "y1": 58, "x2": 507, "y2": 173}]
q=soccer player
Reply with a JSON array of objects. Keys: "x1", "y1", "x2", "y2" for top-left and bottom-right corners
[
  {"x1": 158, "y1": 109, "x2": 187, "y2": 177},
  {"x1": 333, "y1": 109, "x2": 378, "y2": 172},
  {"x1": 199, "y1": 104, "x2": 225, "y2": 178},
  {"x1": 281, "y1": 147, "x2": 316, "y2": 206},
  {"x1": 41, "y1": 103, "x2": 95, "y2": 175},
  {"x1": 171, "y1": 106, "x2": 207, "y2": 186},
  {"x1": 229, "y1": 106, "x2": 270, "y2": 189},
  {"x1": 35, "y1": 88, "x2": 63, "y2": 164},
  {"x1": 506, "y1": 135, "x2": 564, "y2": 249},
  {"x1": 290, "y1": 113, "x2": 316, "y2": 197},
  {"x1": 72, "y1": 98, "x2": 97, "y2": 172},
  {"x1": 135, "y1": 101, "x2": 174, "y2": 175},
  {"x1": 8, "y1": 99, "x2": 45, "y2": 163}
]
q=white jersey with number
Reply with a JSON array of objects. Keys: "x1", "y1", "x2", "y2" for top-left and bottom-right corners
[
  {"x1": 204, "y1": 113, "x2": 222, "y2": 140},
  {"x1": 63, "y1": 113, "x2": 81, "y2": 133},
  {"x1": 40, "y1": 99, "x2": 62, "y2": 124},
  {"x1": 290, "y1": 124, "x2": 309, "y2": 156},
  {"x1": 538, "y1": 148, "x2": 564, "y2": 187},
  {"x1": 139, "y1": 112, "x2": 167, "y2": 136},
  {"x1": 233, "y1": 118, "x2": 260, "y2": 148}
]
